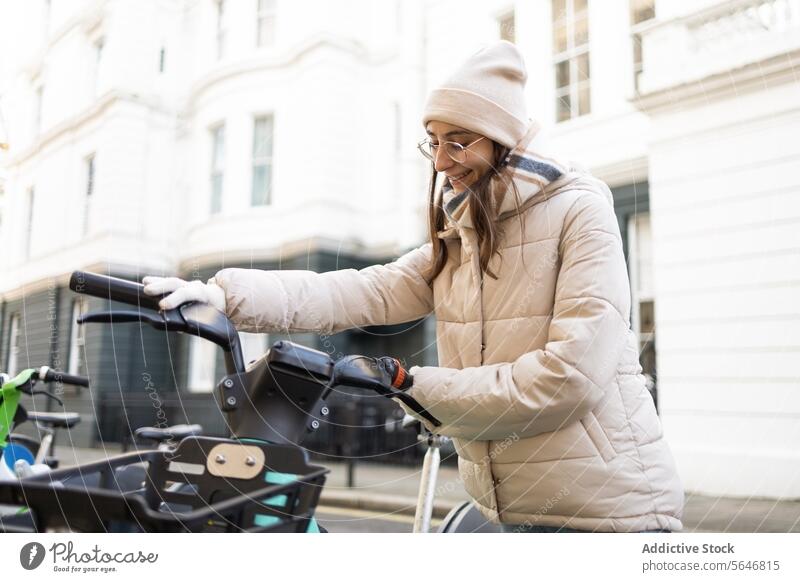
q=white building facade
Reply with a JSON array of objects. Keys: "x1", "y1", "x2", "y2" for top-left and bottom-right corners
[{"x1": 1, "y1": 0, "x2": 798, "y2": 498}]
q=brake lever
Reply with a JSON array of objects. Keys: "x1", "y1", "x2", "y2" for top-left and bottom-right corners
[
  {"x1": 79, "y1": 310, "x2": 163, "y2": 326},
  {"x1": 28, "y1": 389, "x2": 64, "y2": 407},
  {"x1": 371, "y1": 384, "x2": 441, "y2": 427},
  {"x1": 334, "y1": 376, "x2": 441, "y2": 427},
  {"x1": 78, "y1": 308, "x2": 187, "y2": 332},
  {"x1": 16, "y1": 378, "x2": 62, "y2": 406}
]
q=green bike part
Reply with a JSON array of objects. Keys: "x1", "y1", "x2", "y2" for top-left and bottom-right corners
[{"x1": 0, "y1": 369, "x2": 36, "y2": 449}]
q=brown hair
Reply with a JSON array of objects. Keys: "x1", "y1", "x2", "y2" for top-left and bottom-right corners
[{"x1": 424, "y1": 141, "x2": 521, "y2": 282}]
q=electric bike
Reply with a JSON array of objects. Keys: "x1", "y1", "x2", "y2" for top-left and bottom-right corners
[{"x1": 0, "y1": 271, "x2": 439, "y2": 533}]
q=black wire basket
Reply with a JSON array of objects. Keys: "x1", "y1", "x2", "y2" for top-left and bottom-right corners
[{"x1": 0, "y1": 436, "x2": 328, "y2": 533}]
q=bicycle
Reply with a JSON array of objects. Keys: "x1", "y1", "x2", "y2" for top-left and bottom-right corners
[
  {"x1": 0, "y1": 366, "x2": 90, "y2": 530},
  {"x1": 0, "y1": 271, "x2": 441, "y2": 533},
  {"x1": 1, "y1": 366, "x2": 90, "y2": 478}
]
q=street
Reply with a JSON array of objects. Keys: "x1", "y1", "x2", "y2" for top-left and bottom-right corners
[{"x1": 316, "y1": 507, "x2": 426, "y2": 533}]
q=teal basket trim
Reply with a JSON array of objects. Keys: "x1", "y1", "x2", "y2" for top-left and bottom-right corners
[
  {"x1": 253, "y1": 471, "x2": 320, "y2": 532},
  {"x1": 238, "y1": 439, "x2": 319, "y2": 533}
]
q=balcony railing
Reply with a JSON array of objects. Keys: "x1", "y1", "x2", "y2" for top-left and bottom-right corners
[{"x1": 637, "y1": 0, "x2": 800, "y2": 95}]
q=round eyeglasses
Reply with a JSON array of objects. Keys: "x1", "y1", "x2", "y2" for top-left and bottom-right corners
[{"x1": 417, "y1": 136, "x2": 485, "y2": 164}]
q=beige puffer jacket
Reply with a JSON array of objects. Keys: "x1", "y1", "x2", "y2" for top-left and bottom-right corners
[{"x1": 212, "y1": 123, "x2": 684, "y2": 532}]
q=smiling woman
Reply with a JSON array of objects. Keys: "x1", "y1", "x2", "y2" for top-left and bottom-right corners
[
  {"x1": 419, "y1": 120, "x2": 511, "y2": 280},
  {"x1": 416, "y1": 42, "x2": 532, "y2": 281}
]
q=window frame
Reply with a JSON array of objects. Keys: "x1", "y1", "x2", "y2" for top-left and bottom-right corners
[
  {"x1": 91, "y1": 37, "x2": 104, "y2": 97},
  {"x1": 24, "y1": 187, "x2": 35, "y2": 259},
  {"x1": 34, "y1": 85, "x2": 44, "y2": 135},
  {"x1": 216, "y1": 0, "x2": 227, "y2": 60},
  {"x1": 552, "y1": 0, "x2": 591, "y2": 122},
  {"x1": 498, "y1": 9, "x2": 516, "y2": 43},
  {"x1": 6, "y1": 313, "x2": 20, "y2": 376},
  {"x1": 187, "y1": 334, "x2": 217, "y2": 393},
  {"x1": 251, "y1": 115, "x2": 274, "y2": 206},
  {"x1": 627, "y1": 211, "x2": 658, "y2": 408},
  {"x1": 240, "y1": 332, "x2": 269, "y2": 366},
  {"x1": 629, "y1": 0, "x2": 656, "y2": 93},
  {"x1": 210, "y1": 123, "x2": 225, "y2": 214},
  {"x1": 256, "y1": 0, "x2": 277, "y2": 47},
  {"x1": 67, "y1": 299, "x2": 86, "y2": 377},
  {"x1": 83, "y1": 153, "x2": 95, "y2": 235}
]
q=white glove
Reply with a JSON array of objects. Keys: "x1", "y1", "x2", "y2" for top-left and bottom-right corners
[{"x1": 142, "y1": 276, "x2": 227, "y2": 312}]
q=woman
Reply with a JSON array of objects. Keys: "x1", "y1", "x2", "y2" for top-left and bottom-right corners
[{"x1": 144, "y1": 41, "x2": 683, "y2": 532}]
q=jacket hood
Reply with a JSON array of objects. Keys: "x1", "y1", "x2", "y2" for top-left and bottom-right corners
[{"x1": 439, "y1": 121, "x2": 613, "y2": 236}]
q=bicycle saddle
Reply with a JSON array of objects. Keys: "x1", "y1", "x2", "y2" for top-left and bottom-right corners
[
  {"x1": 134, "y1": 423, "x2": 203, "y2": 443},
  {"x1": 26, "y1": 411, "x2": 81, "y2": 429}
]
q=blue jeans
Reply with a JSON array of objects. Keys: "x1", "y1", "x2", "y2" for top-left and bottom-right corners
[{"x1": 501, "y1": 524, "x2": 670, "y2": 533}]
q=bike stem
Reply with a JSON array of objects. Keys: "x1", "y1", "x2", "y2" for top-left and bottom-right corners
[{"x1": 413, "y1": 431, "x2": 448, "y2": 533}]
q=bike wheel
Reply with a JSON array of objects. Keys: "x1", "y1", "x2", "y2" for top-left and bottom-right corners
[
  {"x1": 6, "y1": 434, "x2": 39, "y2": 462},
  {"x1": 437, "y1": 501, "x2": 502, "y2": 533}
]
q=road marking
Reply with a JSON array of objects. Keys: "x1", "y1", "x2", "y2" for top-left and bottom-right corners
[{"x1": 316, "y1": 505, "x2": 443, "y2": 527}]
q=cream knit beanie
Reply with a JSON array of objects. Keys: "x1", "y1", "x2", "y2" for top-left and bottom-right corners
[{"x1": 422, "y1": 41, "x2": 529, "y2": 149}]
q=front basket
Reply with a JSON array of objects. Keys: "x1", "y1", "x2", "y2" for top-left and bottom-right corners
[{"x1": 0, "y1": 436, "x2": 328, "y2": 533}]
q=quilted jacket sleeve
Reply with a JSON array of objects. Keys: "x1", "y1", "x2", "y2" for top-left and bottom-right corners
[
  {"x1": 210, "y1": 244, "x2": 434, "y2": 334},
  {"x1": 404, "y1": 193, "x2": 631, "y2": 441}
]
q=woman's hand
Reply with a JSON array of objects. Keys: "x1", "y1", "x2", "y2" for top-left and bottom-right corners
[
  {"x1": 332, "y1": 355, "x2": 442, "y2": 426},
  {"x1": 332, "y1": 355, "x2": 413, "y2": 392},
  {"x1": 142, "y1": 276, "x2": 226, "y2": 312}
]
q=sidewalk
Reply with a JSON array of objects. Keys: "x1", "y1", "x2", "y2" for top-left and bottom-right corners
[
  {"x1": 317, "y1": 460, "x2": 800, "y2": 532},
  {"x1": 54, "y1": 446, "x2": 800, "y2": 532},
  {"x1": 318, "y1": 460, "x2": 468, "y2": 520}
]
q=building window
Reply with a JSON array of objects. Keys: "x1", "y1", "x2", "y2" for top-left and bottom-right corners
[
  {"x1": 251, "y1": 116, "x2": 273, "y2": 206},
  {"x1": 67, "y1": 299, "x2": 86, "y2": 376},
  {"x1": 210, "y1": 124, "x2": 225, "y2": 214},
  {"x1": 6, "y1": 314, "x2": 20, "y2": 376},
  {"x1": 630, "y1": 0, "x2": 655, "y2": 27},
  {"x1": 34, "y1": 86, "x2": 43, "y2": 135},
  {"x1": 240, "y1": 332, "x2": 268, "y2": 366},
  {"x1": 91, "y1": 38, "x2": 104, "y2": 97},
  {"x1": 423, "y1": 316, "x2": 438, "y2": 367},
  {"x1": 552, "y1": 0, "x2": 590, "y2": 122},
  {"x1": 83, "y1": 153, "x2": 95, "y2": 235},
  {"x1": 394, "y1": 0, "x2": 402, "y2": 33},
  {"x1": 393, "y1": 102, "x2": 402, "y2": 153},
  {"x1": 43, "y1": 0, "x2": 51, "y2": 37},
  {"x1": 187, "y1": 335, "x2": 216, "y2": 393},
  {"x1": 256, "y1": 0, "x2": 276, "y2": 47},
  {"x1": 628, "y1": 212, "x2": 658, "y2": 409},
  {"x1": 216, "y1": 0, "x2": 227, "y2": 60},
  {"x1": 630, "y1": 0, "x2": 656, "y2": 92},
  {"x1": 24, "y1": 187, "x2": 34, "y2": 259},
  {"x1": 498, "y1": 10, "x2": 515, "y2": 43}
]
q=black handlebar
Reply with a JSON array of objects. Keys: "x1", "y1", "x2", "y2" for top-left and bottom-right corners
[
  {"x1": 38, "y1": 367, "x2": 90, "y2": 388},
  {"x1": 69, "y1": 270, "x2": 246, "y2": 374},
  {"x1": 69, "y1": 271, "x2": 163, "y2": 311}
]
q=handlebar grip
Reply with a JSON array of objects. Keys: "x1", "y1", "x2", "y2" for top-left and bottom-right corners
[
  {"x1": 42, "y1": 368, "x2": 90, "y2": 387},
  {"x1": 69, "y1": 271, "x2": 162, "y2": 311}
]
